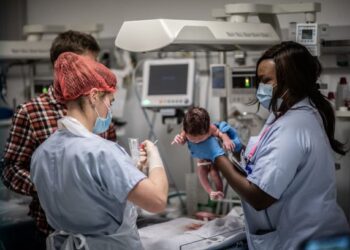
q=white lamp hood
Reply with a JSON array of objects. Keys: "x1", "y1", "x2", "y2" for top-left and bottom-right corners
[{"x1": 115, "y1": 19, "x2": 280, "y2": 52}]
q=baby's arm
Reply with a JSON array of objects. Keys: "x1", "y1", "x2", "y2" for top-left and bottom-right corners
[
  {"x1": 171, "y1": 130, "x2": 186, "y2": 145},
  {"x1": 209, "y1": 124, "x2": 235, "y2": 151}
]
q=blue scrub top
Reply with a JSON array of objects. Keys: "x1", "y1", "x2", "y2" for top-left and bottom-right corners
[
  {"x1": 242, "y1": 98, "x2": 350, "y2": 249},
  {"x1": 31, "y1": 128, "x2": 146, "y2": 235}
]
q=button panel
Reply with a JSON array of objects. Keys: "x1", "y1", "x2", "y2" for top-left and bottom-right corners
[{"x1": 155, "y1": 98, "x2": 189, "y2": 105}]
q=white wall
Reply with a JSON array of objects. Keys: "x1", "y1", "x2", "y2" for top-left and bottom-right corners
[{"x1": 8, "y1": 0, "x2": 350, "y2": 203}]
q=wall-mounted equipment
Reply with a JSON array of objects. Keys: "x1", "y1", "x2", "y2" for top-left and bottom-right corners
[
  {"x1": 210, "y1": 64, "x2": 232, "y2": 98},
  {"x1": 141, "y1": 59, "x2": 195, "y2": 109}
]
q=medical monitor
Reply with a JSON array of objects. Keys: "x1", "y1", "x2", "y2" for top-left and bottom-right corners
[
  {"x1": 141, "y1": 58, "x2": 195, "y2": 109},
  {"x1": 210, "y1": 64, "x2": 231, "y2": 97},
  {"x1": 296, "y1": 23, "x2": 320, "y2": 56}
]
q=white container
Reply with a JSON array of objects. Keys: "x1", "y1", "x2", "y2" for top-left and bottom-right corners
[
  {"x1": 336, "y1": 77, "x2": 349, "y2": 110},
  {"x1": 128, "y1": 138, "x2": 140, "y2": 165}
]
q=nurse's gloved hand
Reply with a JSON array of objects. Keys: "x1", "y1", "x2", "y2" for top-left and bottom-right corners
[
  {"x1": 142, "y1": 140, "x2": 164, "y2": 172},
  {"x1": 188, "y1": 137, "x2": 225, "y2": 162}
]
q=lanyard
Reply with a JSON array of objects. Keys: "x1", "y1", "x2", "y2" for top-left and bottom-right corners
[{"x1": 246, "y1": 126, "x2": 271, "y2": 162}]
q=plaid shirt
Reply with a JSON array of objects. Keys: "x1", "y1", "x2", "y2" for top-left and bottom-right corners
[{"x1": 1, "y1": 86, "x2": 117, "y2": 235}]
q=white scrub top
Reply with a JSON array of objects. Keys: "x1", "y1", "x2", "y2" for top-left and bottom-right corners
[
  {"x1": 30, "y1": 117, "x2": 146, "y2": 236},
  {"x1": 242, "y1": 98, "x2": 350, "y2": 249}
]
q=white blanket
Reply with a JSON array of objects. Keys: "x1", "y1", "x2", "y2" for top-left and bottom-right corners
[{"x1": 139, "y1": 209, "x2": 246, "y2": 250}]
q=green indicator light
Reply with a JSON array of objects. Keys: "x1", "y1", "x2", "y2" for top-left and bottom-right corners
[
  {"x1": 42, "y1": 87, "x2": 48, "y2": 94},
  {"x1": 245, "y1": 78, "x2": 250, "y2": 88}
]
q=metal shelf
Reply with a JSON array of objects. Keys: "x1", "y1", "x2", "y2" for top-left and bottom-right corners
[{"x1": 336, "y1": 110, "x2": 350, "y2": 118}]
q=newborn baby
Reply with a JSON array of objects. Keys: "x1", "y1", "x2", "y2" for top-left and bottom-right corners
[{"x1": 172, "y1": 107, "x2": 239, "y2": 200}]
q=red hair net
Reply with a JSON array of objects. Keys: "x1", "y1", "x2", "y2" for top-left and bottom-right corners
[{"x1": 53, "y1": 52, "x2": 117, "y2": 102}]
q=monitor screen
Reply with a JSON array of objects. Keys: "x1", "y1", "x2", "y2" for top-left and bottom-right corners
[
  {"x1": 148, "y1": 64, "x2": 188, "y2": 95},
  {"x1": 142, "y1": 58, "x2": 195, "y2": 108},
  {"x1": 211, "y1": 66, "x2": 225, "y2": 89},
  {"x1": 302, "y1": 29, "x2": 313, "y2": 40}
]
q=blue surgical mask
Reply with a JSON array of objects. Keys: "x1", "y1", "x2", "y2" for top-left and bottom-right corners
[
  {"x1": 256, "y1": 83, "x2": 273, "y2": 109},
  {"x1": 93, "y1": 101, "x2": 112, "y2": 134},
  {"x1": 256, "y1": 83, "x2": 286, "y2": 110}
]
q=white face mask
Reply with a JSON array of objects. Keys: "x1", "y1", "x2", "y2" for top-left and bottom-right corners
[
  {"x1": 256, "y1": 83, "x2": 288, "y2": 110},
  {"x1": 256, "y1": 83, "x2": 274, "y2": 109}
]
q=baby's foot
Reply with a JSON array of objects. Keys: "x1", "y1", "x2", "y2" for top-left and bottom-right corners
[{"x1": 210, "y1": 191, "x2": 224, "y2": 200}]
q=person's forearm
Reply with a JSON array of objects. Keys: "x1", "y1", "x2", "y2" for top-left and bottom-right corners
[
  {"x1": 1, "y1": 163, "x2": 35, "y2": 196},
  {"x1": 128, "y1": 168, "x2": 168, "y2": 213},
  {"x1": 2, "y1": 108, "x2": 37, "y2": 196},
  {"x1": 214, "y1": 156, "x2": 276, "y2": 210},
  {"x1": 149, "y1": 168, "x2": 169, "y2": 203}
]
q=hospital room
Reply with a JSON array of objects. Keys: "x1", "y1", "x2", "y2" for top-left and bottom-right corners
[{"x1": 1, "y1": 0, "x2": 350, "y2": 249}]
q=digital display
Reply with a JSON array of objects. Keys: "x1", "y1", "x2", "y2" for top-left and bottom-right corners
[
  {"x1": 148, "y1": 64, "x2": 188, "y2": 95},
  {"x1": 212, "y1": 66, "x2": 225, "y2": 89},
  {"x1": 302, "y1": 29, "x2": 313, "y2": 40},
  {"x1": 232, "y1": 76, "x2": 256, "y2": 88}
]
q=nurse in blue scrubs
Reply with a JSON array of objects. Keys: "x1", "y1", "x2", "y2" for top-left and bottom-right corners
[
  {"x1": 30, "y1": 52, "x2": 168, "y2": 250},
  {"x1": 189, "y1": 41, "x2": 350, "y2": 249}
]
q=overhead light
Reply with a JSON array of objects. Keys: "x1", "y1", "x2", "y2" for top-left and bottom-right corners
[{"x1": 115, "y1": 19, "x2": 280, "y2": 52}]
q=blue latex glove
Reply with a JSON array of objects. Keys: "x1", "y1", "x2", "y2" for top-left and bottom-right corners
[
  {"x1": 187, "y1": 136, "x2": 225, "y2": 162},
  {"x1": 214, "y1": 121, "x2": 243, "y2": 152}
]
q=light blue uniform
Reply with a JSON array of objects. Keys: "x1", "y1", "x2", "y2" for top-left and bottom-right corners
[
  {"x1": 30, "y1": 121, "x2": 146, "y2": 249},
  {"x1": 242, "y1": 98, "x2": 350, "y2": 249}
]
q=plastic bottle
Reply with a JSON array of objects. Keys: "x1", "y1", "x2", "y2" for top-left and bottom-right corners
[{"x1": 335, "y1": 77, "x2": 349, "y2": 110}]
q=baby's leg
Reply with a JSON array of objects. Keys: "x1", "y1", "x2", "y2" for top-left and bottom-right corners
[
  {"x1": 197, "y1": 160, "x2": 213, "y2": 195},
  {"x1": 209, "y1": 167, "x2": 223, "y2": 192},
  {"x1": 209, "y1": 166, "x2": 224, "y2": 200}
]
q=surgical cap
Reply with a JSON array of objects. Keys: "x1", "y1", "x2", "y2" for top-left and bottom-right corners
[{"x1": 53, "y1": 52, "x2": 117, "y2": 102}]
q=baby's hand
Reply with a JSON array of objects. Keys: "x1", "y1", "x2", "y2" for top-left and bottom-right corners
[
  {"x1": 222, "y1": 138, "x2": 235, "y2": 152},
  {"x1": 171, "y1": 134, "x2": 186, "y2": 145}
]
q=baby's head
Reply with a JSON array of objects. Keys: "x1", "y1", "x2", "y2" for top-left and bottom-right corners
[{"x1": 183, "y1": 107, "x2": 210, "y2": 143}]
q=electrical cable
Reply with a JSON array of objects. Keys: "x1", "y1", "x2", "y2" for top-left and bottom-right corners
[{"x1": 132, "y1": 59, "x2": 186, "y2": 213}]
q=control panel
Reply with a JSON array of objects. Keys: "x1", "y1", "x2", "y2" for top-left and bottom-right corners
[
  {"x1": 296, "y1": 23, "x2": 320, "y2": 56},
  {"x1": 228, "y1": 67, "x2": 256, "y2": 104},
  {"x1": 142, "y1": 98, "x2": 190, "y2": 107},
  {"x1": 210, "y1": 64, "x2": 231, "y2": 97}
]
